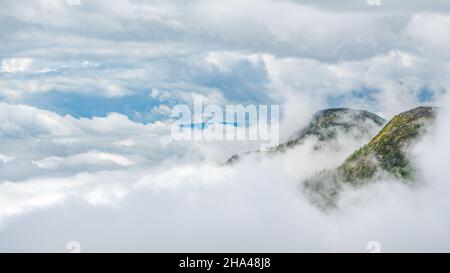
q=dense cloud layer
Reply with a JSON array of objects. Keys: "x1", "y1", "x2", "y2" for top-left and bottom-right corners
[{"x1": 0, "y1": 98, "x2": 449, "y2": 252}]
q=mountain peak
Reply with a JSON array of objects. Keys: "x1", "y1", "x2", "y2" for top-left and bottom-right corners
[
  {"x1": 225, "y1": 108, "x2": 385, "y2": 164},
  {"x1": 279, "y1": 108, "x2": 385, "y2": 151},
  {"x1": 339, "y1": 106, "x2": 436, "y2": 183},
  {"x1": 303, "y1": 106, "x2": 437, "y2": 210}
]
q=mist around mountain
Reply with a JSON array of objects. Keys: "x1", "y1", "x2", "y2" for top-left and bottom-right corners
[
  {"x1": 225, "y1": 106, "x2": 437, "y2": 210},
  {"x1": 225, "y1": 108, "x2": 386, "y2": 165},
  {"x1": 275, "y1": 108, "x2": 386, "y2": 152},
  {"x1": 303, "y1": 106, "x2": 436, "y2": 209}
]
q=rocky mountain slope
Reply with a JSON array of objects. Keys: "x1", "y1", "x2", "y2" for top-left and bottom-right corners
[
  {"x1": 225, "y1": 108, "x2": 386, "y2": 165},
  {"x1": 274, "y1": 108, "x2": 385, "y2": 152},
  {"x1": 304, "y1": 106, "x2": 437, "y2": 209}
]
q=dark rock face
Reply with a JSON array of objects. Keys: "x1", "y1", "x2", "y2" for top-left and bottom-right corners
[{"x1": 223, "y1": 151, "x2": 253, "y2": 166}]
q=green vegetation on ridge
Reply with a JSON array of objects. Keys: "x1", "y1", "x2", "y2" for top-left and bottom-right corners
[
  {"x1": 303, "y1": 106, "x2": 437, "y2": 210},
  {"x1": 338, "y1": 106, "x2": 436, "y2": 183}
]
